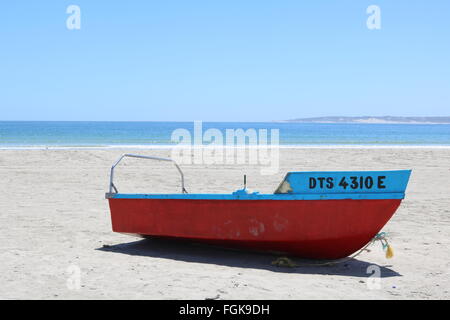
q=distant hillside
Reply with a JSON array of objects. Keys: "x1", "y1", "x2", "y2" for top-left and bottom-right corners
[{"x1": 284, "y1": 116, "x2": 450, "y2": 124}]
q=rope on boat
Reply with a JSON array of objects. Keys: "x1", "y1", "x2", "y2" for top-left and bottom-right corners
[{"x1": 271, "y1": 232, "x2": 394, "y2": 268}]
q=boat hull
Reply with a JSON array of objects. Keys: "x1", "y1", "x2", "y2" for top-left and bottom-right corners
[{"x1": 108, "y1": 198, "x2": 401, "y2": 259}]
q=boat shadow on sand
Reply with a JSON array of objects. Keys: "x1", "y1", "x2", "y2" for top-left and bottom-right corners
[{"x1": 97, "y1": 237, "x2": 401, "y2": 278}]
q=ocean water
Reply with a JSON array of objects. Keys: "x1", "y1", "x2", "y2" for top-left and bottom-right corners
[{"x1": 0, "y1": 121, "x2": 450, "y2": 148}]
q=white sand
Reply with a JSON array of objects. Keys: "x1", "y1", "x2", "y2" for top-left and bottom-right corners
[{"x1": 0, "y1": 148, "x2": 449, "y2": 299}]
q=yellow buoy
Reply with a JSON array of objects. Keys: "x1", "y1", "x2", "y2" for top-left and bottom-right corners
[{"x1": 385, "y1": 244, "x2": 394, "y2": 259}]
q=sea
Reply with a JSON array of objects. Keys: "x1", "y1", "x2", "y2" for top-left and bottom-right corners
[{"x1": 1, "y1": 121, "x2": 450, "y2": 148}]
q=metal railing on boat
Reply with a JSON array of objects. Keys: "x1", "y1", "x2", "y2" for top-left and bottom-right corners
[{"x1": 107, "y1": 154, "x2": 187, "y2": 196}]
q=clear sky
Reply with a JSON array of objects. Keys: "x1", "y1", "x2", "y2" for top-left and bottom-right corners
[{"x1": 0, "y1": 1, "x2": 449, "y2": 121}]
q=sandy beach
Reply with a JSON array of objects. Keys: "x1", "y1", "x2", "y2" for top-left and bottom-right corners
[{"x1": 0, "y1": 147, "x2": 449, "y2": 299}]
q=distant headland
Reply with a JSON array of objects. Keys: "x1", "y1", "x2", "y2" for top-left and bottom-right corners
[{"x1": 282, "y1": 116, "x2": 450, "y2": 124}]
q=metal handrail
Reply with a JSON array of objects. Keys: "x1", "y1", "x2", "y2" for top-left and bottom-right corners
[{"x1": 108, "y1": 154, "x2": 187, "y2": 195}]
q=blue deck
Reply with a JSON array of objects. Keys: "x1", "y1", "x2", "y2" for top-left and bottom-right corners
[{"x1": 107, "y1": 170, "x2": 411, "y2": 201}]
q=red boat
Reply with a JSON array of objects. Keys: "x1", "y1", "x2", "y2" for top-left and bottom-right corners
[{"x1": 106, "y1": 154, "x2": 411, "y2": 259}]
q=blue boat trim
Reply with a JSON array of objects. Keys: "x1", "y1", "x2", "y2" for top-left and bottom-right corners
[
  {"x1": 106, "y1": 170, "x2": 411, "y2": 201},
  {"x1": 109, "y1": 193, "x2": 405, "y2": 200}
]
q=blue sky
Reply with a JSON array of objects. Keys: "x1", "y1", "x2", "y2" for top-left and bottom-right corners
[{"x1": 0, "y1": 1, "x2": 449, "y2": 121}]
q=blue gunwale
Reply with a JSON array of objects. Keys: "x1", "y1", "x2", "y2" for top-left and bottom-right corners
[
  {"x1": 109, "y1": 193, "x2": 405, "y2": 200},
  {"x1": 107, "y1": 170, "x2": 410, "y2": 201}
]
